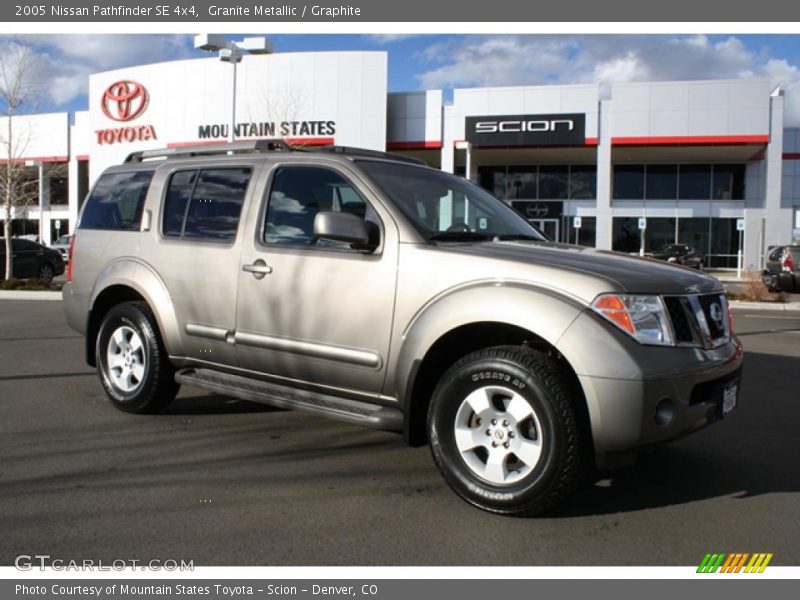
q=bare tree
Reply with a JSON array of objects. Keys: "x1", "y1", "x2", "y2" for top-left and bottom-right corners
[{"x1": 0, "y1": 38, "x2": 44, "y2": 280}]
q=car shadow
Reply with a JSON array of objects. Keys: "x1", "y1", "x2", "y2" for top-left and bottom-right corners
[
  {"x1": 160, "y1": 393, "x2": 280, "y2": 415},
  {"x1": 549, "y1": 349, "x2": 800, "y2": 517}
]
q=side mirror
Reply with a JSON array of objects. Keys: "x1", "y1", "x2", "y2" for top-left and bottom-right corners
[{"x1": 314, "y1": 211, "x2": 376, "y2": 251}]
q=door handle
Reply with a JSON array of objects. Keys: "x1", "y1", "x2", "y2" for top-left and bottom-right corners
[{"x1": 242, "y1": 259, "x2": 273, "y2": 279}]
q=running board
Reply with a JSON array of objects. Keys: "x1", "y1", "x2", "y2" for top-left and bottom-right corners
[{"x1": 174, "y1": 368, "x2": 402, "y2": 431}]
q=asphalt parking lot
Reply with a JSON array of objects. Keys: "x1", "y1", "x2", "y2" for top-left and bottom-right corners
[{"x1": 1, "y1": 299, "x2": 798, "y2": 566}]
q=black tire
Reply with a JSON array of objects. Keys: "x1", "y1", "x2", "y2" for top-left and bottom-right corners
[
  {"x1": 428, "y1": 345, "x2": 586, "y2": 516},
  {"x1": 95, "y1": 301, "x2": 179, "y2": 413},
  {"x1": 37, "y1": 262, "x2": 54, "y2": 284}
]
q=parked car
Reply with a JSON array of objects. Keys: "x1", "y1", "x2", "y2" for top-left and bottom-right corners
[
  {"x1": 63, "y1": 140, "x2": 742, "y2": 516},
  {"x1": 762, "y1": 245, "x2": 800, "y2": 293},
  {"x1": 650, "y1": 244, "x2": 705, "y2": 269},
  {"x1": 0, "y1": 238, "x2": 65, "y2": 283},
  {"x1": 50, "y1": 234, "x2": 73, "y2": 264}
]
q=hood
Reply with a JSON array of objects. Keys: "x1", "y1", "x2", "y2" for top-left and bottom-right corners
[{"x1": 437, "y1": 240, "x2": 720, "y2": 295}]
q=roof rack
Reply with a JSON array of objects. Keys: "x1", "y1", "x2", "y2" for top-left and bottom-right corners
[
  {"x1": 123, "y1": 139, "x2": 428, "y2": 166},
  {"x1": 124, "y1": 139, "x2": 292, "y2": 163},
  {"x1": 314, "y1": 145, "x2": 427, "y2": 166}
]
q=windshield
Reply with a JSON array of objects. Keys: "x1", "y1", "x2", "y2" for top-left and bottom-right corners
[{"x1": 357, "y1": 160, "x2": 545, "y2": 242}]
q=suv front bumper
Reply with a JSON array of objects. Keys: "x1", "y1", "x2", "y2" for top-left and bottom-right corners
[{"x1": 557, "y1": 309, "x2": 744, "y2": 463}]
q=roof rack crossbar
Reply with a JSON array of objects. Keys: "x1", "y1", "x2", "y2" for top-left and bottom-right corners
[
  {"x1": 124, "y1": 139, "x2": 292, "y2": 163},
  {"x1": 315, "y1": 145, "x2": 427, "y2": 166}
]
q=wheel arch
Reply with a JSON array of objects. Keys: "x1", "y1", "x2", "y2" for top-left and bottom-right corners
[
  {"x1": 85, "y1": 259, "x2": 181, "y2": 366},
  {"x1": 392, "y1": 284, "x2": 591, "y2": 450}
]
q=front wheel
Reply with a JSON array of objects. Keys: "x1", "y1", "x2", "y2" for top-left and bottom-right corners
[
  {"x1": 95, "y1": 301, "x2": 179, "y2": 413},
  {"x1": 428, "y1": 346, "x2": 586, "y2": 516}
]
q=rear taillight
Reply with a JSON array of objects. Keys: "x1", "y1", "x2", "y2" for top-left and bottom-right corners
[
  {"x1": 66, "y1": 235, "x2": 75, "y2": 282},
  {"x1": 782, "y1": 248, "x2": 795, "y2": 272}
]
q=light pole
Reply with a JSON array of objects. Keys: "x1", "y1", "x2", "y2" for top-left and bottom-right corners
[{"x1": 193, "y1": 34, "x2": 273, "y2": 143}]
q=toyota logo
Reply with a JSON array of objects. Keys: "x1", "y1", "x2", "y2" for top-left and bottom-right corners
[
  {"x1": 525, "y1": 203, "x2": 549, "y2": 218},
  {"x1": 101, "y1": 80, "x2": 149, "y2": 122},
  {"x1": 709, "y1": 302, "x2": 724, "y2": 326}
]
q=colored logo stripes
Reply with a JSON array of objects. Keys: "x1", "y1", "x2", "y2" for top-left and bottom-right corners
[{"x1": 697, "y1": 553, "x2": 773, "y2": 573}]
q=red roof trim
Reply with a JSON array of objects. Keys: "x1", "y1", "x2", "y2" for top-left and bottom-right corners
[
  {"x1": 387, "y1": 141, "x2": 443, "y2": 150},
  {"x1": 612, "y1": 135, "x2": 769, "y2": 146}
]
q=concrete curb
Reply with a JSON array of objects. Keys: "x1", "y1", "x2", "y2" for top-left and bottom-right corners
[
  {"x1": 0, "y1": 290, "x2": 62, "y2": 301},
  {"x1": 729, "y1": 300, "x2": 800, "y2": 312}
]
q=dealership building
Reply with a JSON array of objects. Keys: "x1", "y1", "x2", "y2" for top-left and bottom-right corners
[{"x1": 2, "y1": 49, "x2": 799, "y2": 269}]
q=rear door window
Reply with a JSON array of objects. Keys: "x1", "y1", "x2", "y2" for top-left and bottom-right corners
[
  {"x1": 162, "y1": 168, "x2": 251, "y2": 241},
  {"x1": 80, "y1": 170, "x2": 153, "y2": 231}
]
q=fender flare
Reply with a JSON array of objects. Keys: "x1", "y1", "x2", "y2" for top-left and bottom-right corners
[{"x1": 88, "y1": 257, "x2": 183, "y2": 359}]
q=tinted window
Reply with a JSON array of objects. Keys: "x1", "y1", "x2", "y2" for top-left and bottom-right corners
[
  {"x1": 613, "y1": 165, "x2": 644, "y2": 199},
  {"x1": 712, "y1": 164, "x2": 745, "y2": 200},
  {"x1": 478, "y1": 166, "x2": 507, "y2": 199},
  {"x1": 569, "y1": 165, "x2": 596, "y2": 199},
  {"x1": 163, "y1": 170, "x2": 197, "y2": 237},
  {"x1": 265, "y1": 166, "x2": 372, "y2": 247},
  {"x1": 646, "y1": 165, "x2": 678, "y2": 199},
  {"x1": 507, "y1": 167, "x2": 537, "y2": 199},
  {"x1": 163, "y1": 168, "x2": 250, "y2": 241},
  {"x1": 80, "y1": 171, "x2": 153, "y2": 230},
  {"x1": 538, "y1": 166, "x2": 568, "y2": 199},
  {"x1": 679, "y1": 165, "x2": 711, "y2": 200}
]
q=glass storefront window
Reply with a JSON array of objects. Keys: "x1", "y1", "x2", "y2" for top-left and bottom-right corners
[
  {"x1": 613, "y1": 165, "x2": 645, "y2": 199},
  {"x1": 678, "y1": 164, "x2": 711, "y2": 200},
  {"x1": 478, "y1": 167, "x2": 507, "y2": 200},
  {"x1": 645, "y1": 165, "x2": 678, "y2": 200},
  {"x1": 507, "y1": 167, "x2": 537, "y2": 199},
  {"x1": 644, "y1": 218, "x2": 677, "y2": 252},
  {"x1": 677, "y1": 217, "x2": 710, "y2": 255},
  {"x1": 539, "y1": 166, "x2": 569, "y2": 199},
  {"x1": 712, "y1": 165, "x2": 745, "y2": 200},
  {"x1": 612, "y1": 217, "x2": 642, "y2": 253},
  {"x1": 570, "y1": 165, "x2": 596, "y2": 199},
  {"x1": 563, "y1": 216, "x2": 596, "y2": 247}
]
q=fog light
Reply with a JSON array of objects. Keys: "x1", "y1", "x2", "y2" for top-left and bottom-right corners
[{"x1": 654, "y1": 398, "x2": 674, "y2": 426}]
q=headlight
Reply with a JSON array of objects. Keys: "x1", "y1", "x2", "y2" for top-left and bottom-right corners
[{"x1": 591, "y1": 294, "x2": 674, "y2": 346}]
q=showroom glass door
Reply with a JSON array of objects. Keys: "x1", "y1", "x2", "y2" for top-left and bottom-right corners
[{"x1": 528, "y1": 218, "x2": 559, "y2": 242}]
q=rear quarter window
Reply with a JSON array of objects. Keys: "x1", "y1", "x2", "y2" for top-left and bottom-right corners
[{"x1": 79, "y1": 170, "x2": 153, "y2": 231}]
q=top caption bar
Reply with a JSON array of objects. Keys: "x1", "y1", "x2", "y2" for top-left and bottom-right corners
[{"x1": 4, "y1": 0, "x2": 800, "y2": 22}]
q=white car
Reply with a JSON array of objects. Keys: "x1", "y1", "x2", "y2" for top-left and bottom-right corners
[{"x1": 50, "y1": 234, "x2": 72, "y2": 263}]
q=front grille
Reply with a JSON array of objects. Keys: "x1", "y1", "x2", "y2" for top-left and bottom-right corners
[
  {"x1": 663, "y1": 296, "x2": 697, "y2": 344},
  {"x1": 697, "y1": 293, "x2": 728, "y2": 340},
  {"x1": 662, "y1": 292, "x2": 729, "y2": 349}
]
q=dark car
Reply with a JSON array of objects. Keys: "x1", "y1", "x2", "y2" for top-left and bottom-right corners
[
  {"x1": 0, "y1": 238, "x2": 65, "y2": 284},
  {"x1": 650, "y1": 244, "x2": 705, "y2": 269},
  {"x1": 762, "y1": 245, "x2": 800, "y2": 293}
]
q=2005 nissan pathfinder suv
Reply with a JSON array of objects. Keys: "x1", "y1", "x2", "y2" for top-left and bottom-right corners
[{"x1": 63, "y1": 141, "x2": 743, "y2": 515}]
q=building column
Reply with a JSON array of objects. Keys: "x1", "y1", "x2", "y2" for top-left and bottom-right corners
[
  {"x1": 594, "y1": 99, "x2": 613, "y2": 250},
  {"x1": 441, "y1": 105, "x2": 455, "y2": 174}
]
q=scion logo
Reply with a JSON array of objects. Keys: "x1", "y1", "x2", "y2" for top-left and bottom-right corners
[
  {"x1": 101, "y1": 80, "x2": 149, "y2": 122},
  {"x1": 465, "y1": 113, "x2": 585, "y2": 148},
  {"x1": 475, "y1": 119, "x2": 575, "y2": 134},
  {"x1": 709, "y1": 302, "x2": 724, "y2": 327},
  {"x1": 525, "y1": 203, "x2": 549, "y2": 218}
]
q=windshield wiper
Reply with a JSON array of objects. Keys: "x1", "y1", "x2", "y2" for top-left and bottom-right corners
[
  {"x1": 494, "y1": 234, "x2": 543, "y2": 241},
  {"x1": 427, "y1": 231, "x2": 492, "y2": 243}
]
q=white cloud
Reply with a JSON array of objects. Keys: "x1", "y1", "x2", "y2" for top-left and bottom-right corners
[
  {"x1": 0, "y1": 35, "x2": 193, "y2": 108},
  {"x1": 365, "y1": 34, "x2": 422, "y2": 44},
  {"x1": 415, "y1": 34, "x2": 800, "y2": 125}
]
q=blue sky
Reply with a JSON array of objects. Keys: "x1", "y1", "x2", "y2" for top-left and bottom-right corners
[{"x1": 5, "y1": 34, "x2": 800, "y2": 123}]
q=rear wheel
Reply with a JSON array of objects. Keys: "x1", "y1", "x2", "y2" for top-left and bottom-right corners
[
  {"x1": 428, "y1": 345, "x2": 586, "y2": 516},
  {"x1": 37, "y1": 262, "x2": 54, "y2": 283},
  {"x1": 96, "y1": 301, "x2": 179, "y2": 413}
]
